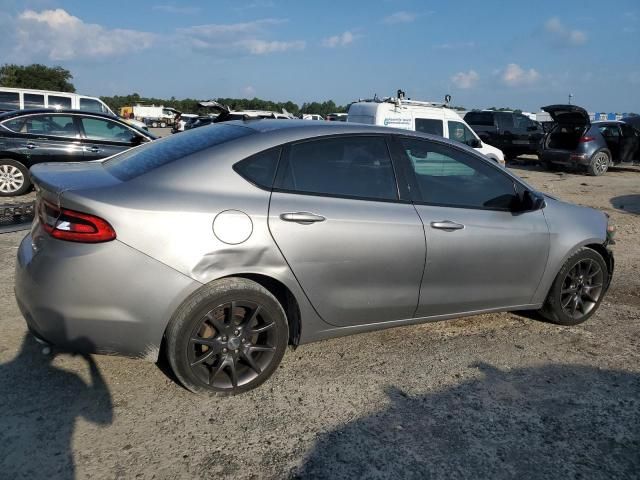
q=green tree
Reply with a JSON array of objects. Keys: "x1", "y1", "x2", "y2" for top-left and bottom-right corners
[{"x1": 0, "y1": 64, "x2": 75, "y2": 92}]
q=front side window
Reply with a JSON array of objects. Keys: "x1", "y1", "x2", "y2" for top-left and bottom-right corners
[
  {"x1": 2, "y1": 114, "x2": 78, "y2": 137},
  {"x1": 80, "y1": 117, "x2": 136, "y2": 142},
  {"x1": 0, "y1": 91, "x2": 20, "y2": 110},
  {"x1": 399, "y1": 137, "x2": 516, "y2": 210},
  {"x1": 48, "y1": 95, "x2": 72, "y2": 109},
  {"x1": 277, "y1": 136, "x2": 398, "y2": 201},
  {"x1": 415, "y1": 118, "x2": 444, "y2": 137},
  {"x1": 79, "y1": 98, "x2": 108, "y2": 113},
  {"x1": 23, "y1": 94, "x2": 45, "y2": 109},
  {"x1": 448, "y1": 121, "x2": 477, "y2": 146}
]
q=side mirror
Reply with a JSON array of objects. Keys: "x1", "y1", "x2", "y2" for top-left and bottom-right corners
[
  {"x1": 467, "y1": 138, "x2": 482, "y2": 148},
  {"x1": 514, "y1": 188, "x2": 545, "y2": 212}
]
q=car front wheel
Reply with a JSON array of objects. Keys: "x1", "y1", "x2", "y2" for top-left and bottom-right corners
[
  {"x1": 166, "y1": 278, "x2": 289, "y2": 395},
  {"x1": 539, "y1": 248, "x2": 608, "y2": 326}
]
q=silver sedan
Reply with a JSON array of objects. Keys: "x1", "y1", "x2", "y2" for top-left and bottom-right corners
[{"x1": 15, "y1": 120, "x2": 615, "y2": 395}]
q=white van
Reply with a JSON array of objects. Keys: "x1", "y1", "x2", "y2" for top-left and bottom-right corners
[
  {"x1": 0, "y1": 87, "x2": 115, "y2": 115},
  {"x1": 348, "y1": 94, "x2": 505, "y2": 165}
]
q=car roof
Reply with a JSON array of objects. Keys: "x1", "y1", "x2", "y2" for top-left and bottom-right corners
[
  {"x1": 0, "y1": 108, "x2": 119, "y2": 121},
  {"x1": 221, "y1": 118, "x2": 476, "y2": 151}
]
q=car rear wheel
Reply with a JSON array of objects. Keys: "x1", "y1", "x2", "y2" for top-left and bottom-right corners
[
  {"x1": 539, "y1": 248, "x2": 608, "y2": 326},
  {"x1": 587, "y1": 150, "x2": 610, "y2": 176},
  {"x1": 166, "y1": 278, "x2": 289, "y2": 395},
  {"x1": 0, "y1": 159, "x2": 30, "y2": 196}
]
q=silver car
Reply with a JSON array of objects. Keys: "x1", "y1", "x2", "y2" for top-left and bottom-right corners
[{"x1": 15, "y1": 120, "x2": 615, "y2": 395}]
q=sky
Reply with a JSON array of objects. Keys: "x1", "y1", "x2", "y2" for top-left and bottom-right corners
[{"x1": 0, "y1": 0, "x2": 639, "y2": 113}]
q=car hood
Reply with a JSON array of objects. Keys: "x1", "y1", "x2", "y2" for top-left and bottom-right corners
[{"x1": 541, "y1": 105, "x2": 590, "y2": 125}]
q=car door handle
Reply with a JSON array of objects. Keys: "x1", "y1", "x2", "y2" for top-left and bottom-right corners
[
  {"x1": 280, "y1": 212, "x2": 326, "y2": 224},
  {"x1": 25, "y1": 143, "x2": 37, "y2": 149},
  {"x1": 84, "y1": 146, "x2": 101, "y2": 153},
  {"x1": 431, "y1": 221, "x2": 465, "y2": 231}
]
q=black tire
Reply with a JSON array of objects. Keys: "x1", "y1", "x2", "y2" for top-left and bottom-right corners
[
  {"x1": 545, "y1": 160, "x2": 559, "y2": 171},
  {"x1": 587, "y1": 150, "x2": 610, "y2": 176},
  {"x1": 166, "y1": 278, "x2": 289, "y2": 395},
  {"x1": 539, "y1": 248, "x2": 608, "y2": 326},
  {"x1": 0, "y1": 158, "x2": 31, "y2": 196}
]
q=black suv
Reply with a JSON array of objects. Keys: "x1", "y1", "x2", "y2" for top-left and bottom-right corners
[
  {"x1": 0, "y1": 109, "x2": 155, "y2": 196},
  {"x1": 464, "y1": 110, "x2": 544, "y2": 160}
]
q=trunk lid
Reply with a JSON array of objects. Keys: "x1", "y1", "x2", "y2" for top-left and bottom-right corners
[
  {"x1": 542, "y1": 104, "x2": 590, "y2": 125},
  {"x1": 30, "y1": 162, "x2": 121, "y2": 199}
]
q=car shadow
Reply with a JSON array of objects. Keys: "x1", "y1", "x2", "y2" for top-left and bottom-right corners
[
  {"x1": 610, "y1": 194, "x2": 640, "y2": 215},
  {"x1": 0, "y1": 334, "x2": 113, "y2": 479},
  {"x1": 291, "y1": 363, "x2": 640, "y2": 479}
]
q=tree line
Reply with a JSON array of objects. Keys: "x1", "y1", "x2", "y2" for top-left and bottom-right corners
[{"x1": 0, "y1": 63, "x2": 348, "y2": 117}]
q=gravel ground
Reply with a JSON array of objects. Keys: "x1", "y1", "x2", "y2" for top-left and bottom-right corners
[{"x1": 0, "y1": 160, "x2": 639, "y2": 479}]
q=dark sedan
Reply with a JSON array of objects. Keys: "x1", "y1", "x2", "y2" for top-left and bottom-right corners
[{"x1": 0, "y1": 109, "x2": 155, "y2": 196}]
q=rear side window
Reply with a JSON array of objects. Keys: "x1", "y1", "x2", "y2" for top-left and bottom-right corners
[
  {"x1": 0, "y1": 91, "x2": 19, "y2": 111},
  {"x1": 80, "y1": 98, "x2": 108, "y2": 113},
  {"x1": 2, "y1": 114, "x2": 78, "y2": 137},
  {"x1": 104, "y1": 124, "x2": 253, "y2": 181},
  {"x1": 233, "y1": 148, "x2": 281, "y2": 189},
  {"x1": 415, "y1": 118, "x2": 444, "y2": 136},
  {"x1": 277, "y1": 136, "x2": 398, "y2": 201},
  {"x1": 464, "y1": 112, "x2": 494, "y2": 126},
  {"x1": 48, "y1": 95, "x2": 72, "y2": 109},
  {"x1": 24, "y1": 94, "x2": 44, "y2": 109},
  {"x1": 598, "y1": 125, "x2": 620, "y2": 138}
]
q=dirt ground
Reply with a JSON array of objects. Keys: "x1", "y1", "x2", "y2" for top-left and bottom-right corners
[{"x1": 0, "y1": 160, "x2": 639, "y2": 479}]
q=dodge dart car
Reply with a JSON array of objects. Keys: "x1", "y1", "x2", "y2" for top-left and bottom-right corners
[{"x1": 15, "y1": 120, "x2": 614, "y2": 395}]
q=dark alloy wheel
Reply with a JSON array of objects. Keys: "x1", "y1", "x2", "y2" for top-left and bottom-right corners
[
  {"x1": 188, "y1": 300, "x2": 278, "y2": 389},
  {"x1": 166, "y1": 278, "x2": 288, "y2": 395},
  {"x1": 540, "y1": 248, "x2": 608, "y2": 326},
  {"x1": 558, "y1": 258, "x2": 604, "y2": 320}
]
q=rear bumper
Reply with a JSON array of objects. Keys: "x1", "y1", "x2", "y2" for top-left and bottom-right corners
[
  {"x1": 539, "y1": 149, "x2": 590, "y2": 167},
  {"x1": 15, "y1": 231, "x2": 200, "y2": 361}
]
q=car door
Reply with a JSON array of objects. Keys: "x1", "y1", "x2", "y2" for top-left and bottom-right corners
[
  {"x1": 597, "y1": 124, "x2": 621, "y2": 161},
  {"x1": 1, "y1": 113, "x2": 84, "y2": 165},
  {"x1": 78, "y1": 116, "x2": 142, "y2": 160},
  {"x1": 619, "y1": 123, "x2": 640, "y2": 162},
  {"x1": 393, "y1": 136, "x2": 549, "y2": 317},
  {"x1": 268, "y1": 135, "x2": 425, "y2": 327}
]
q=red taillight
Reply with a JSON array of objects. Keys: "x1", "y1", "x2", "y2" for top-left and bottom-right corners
[
  {"x1": 579, "y1": 136, "x2": 595, "y2": 143},
  {"x1": 37, "y1": 200, "x2": 116, "y2": 243}
]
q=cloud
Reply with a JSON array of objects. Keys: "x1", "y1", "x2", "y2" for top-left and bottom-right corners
[
  {"x1": 14, "y1": 9, "x2": 155, "y2": 61},
  {"x1": 500, "y1": 63, "x2": 540, "y2": 87},
  {"x1": 383, "y1": 11, "x2": 417, "y2": 24},
  {"x1": 177, "y1": 19, "x2": 305, "y2": 55},
  {"x1": 153, "y1": 4, "x2": 200, "y2": 14},
  {"x1": 451, "y1": 70, "x2": 479, "y2": 89},
  {"x1": 544, "y1": 17, "x2": 587, "y2": 46},
  {"x1": 434, "y1": 41, "x2": 475, "y2": 50},
  {"x1": 242, "y1": 85, "x2": 256, "y2": 97},
  {"x1": 321, "y1": 31, "x2": 357, "y2": 48}
]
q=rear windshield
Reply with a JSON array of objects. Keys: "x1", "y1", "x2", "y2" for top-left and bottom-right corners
[{"x1": 104, "y1": 124, "x2": 253, "y2": 180}]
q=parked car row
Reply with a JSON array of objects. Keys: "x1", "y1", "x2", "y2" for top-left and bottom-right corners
[{"x1": 464, "y1": 105, "x2": 640, "y2": 175}]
